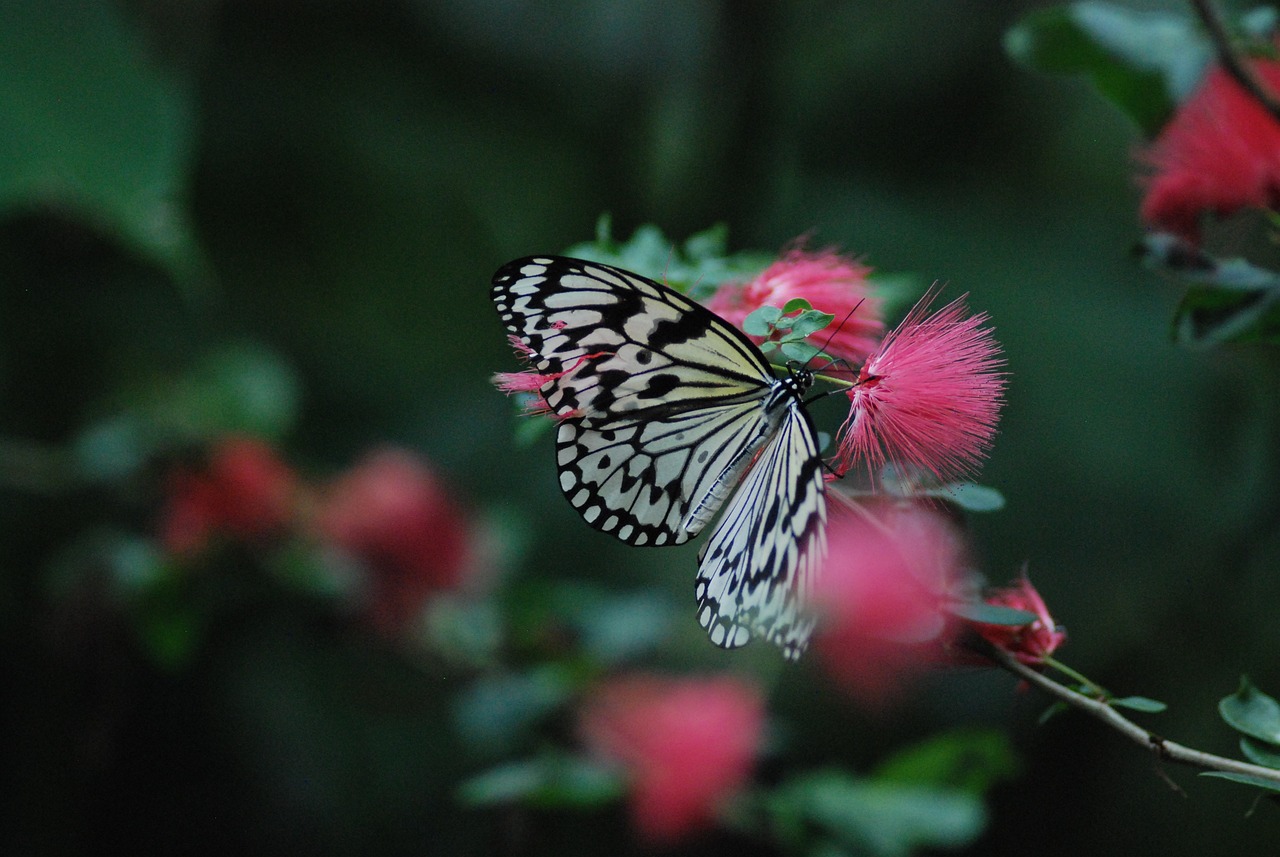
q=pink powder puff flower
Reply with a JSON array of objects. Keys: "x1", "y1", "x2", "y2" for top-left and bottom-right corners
[
  {"x1": 578, "y1": 674, "x2": 764, "y2": 844},
  {"x1": 1140, "y1": 56, "x2": 1280, "y2": 245},
  {"x1": 706, "y1": 246, "x2": 884, "y2": 369},
  {"x1": 316, "y1": 448, "x2": 471, "y2": 635},
  {"x1": 813, "y1": 502, "x2": 967, "y2": 708},
  {"x1": 970, "y1": 574, "x2": 1066, "y2": 666},
  {"x1": 834, "y1": 288, "x2": 1005, "y2": 483}
]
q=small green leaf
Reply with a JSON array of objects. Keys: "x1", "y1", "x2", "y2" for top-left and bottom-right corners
[
  {"x1": 744, "y1": 305, "x2": 782, "y2": 336},
  {"x1": 772, "y1": 770, "x2": 987, "y2": 855},
  {"x1": 1241, "y1": 736, "x2": 1280, "y2": 769},
  {"x1": 781, "y1": 297, "x2": 813, "y2": 314},
  {"x1": 782, "y1": 341, "x2": 829, "y2": 365},
  {"x1": 1199, "y1": 771, "x2": 1280, "y2": 794},
  {"x1": 787, "y1": 309, "x2": 836, "y2": 340},
  {"x1": 1221, "y1": 678, "x2": 1280, "y2": 744},
  {"x1": 566, "y1": 221, "x2": 771, "y2": 299},
  {"x1": 513, "y1": 407, "x2": 554, "y2": 446},
  {"x1": 947, "y1": 601, "x2": 1036, "y2": 627},
  {"x1": 453, "y1": 665, "x2": 576, "y2": 755},
  {"x1": 872, "y1": 730, "x2": 1020, "y2": 796},
  {"x1": 1038, "y1": 701, "x2": 1070, "y2": 725},
  {"x1": 682, "y1": 222, "x2": 730, "y2": 260},
  {"x1": 1140, "y1": 234, "x2": 1280, "y2": 347},
  {"x1": 458, "y1": 755, "x2": 624, "y2": 808},
  {"x1": 927, "y1": 482, "x2": 1006, "y2": 512},
  {"x1": 1111, "y1": 696, "x2": 1168, "y2": 714}
]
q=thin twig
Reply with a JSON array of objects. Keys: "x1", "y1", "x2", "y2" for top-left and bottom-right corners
[
  {"x1": 1191, "y1": 0, "x2": 1280, "y2": 124},
  {"x1": 990, "y1": 646, "x2": 1280, "y2": 787}
]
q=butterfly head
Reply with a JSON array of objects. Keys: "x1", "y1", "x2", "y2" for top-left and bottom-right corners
[{"x1": 785, "y1": 360, "x2": 816, "y2": 396}]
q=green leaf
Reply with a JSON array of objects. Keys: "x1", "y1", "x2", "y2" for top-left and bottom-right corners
[
  {"x1": 571, "y1": 591, "x2": 675, "y2": 664},
  {"x1": 1038, "y1": 701, "x2": 1070, "y2": 725},
  {"x1": 781, "y1": 297, "x2": 813, "y2": 314},
  {"x1": 872, "y1": 730, "x2": 1020, "y2": 796},
  {"x1": 0, "y1": 0, "x2": 208, "y2": 294},
  {"x1": 743, "y1": 305, "x2": 782, "y2": 336},
  {"x1": 772, "y1": 770, "x2": 987, "y2": 856},
  {"x1": 513, "y1": 407, "x2": 555, "y2": 447},
  {"x1": 1005, "y1": 2, "x2": 1212, "y2": 134},
  {"x1": 453, "y1": 665, "x2": 576, "y2": 755},
  {"x1": 1220, "y1": 678, "x2": 1280, "y2": 744},
  {"x1": 786, "y1": 309, "x2": 836, "y2": 340},
  {"x1": 780, "y1": 341, "x2": 824, "y2": 365},
  {"x1": 1241, "y1": 737, "x2": 1280, "y2": 769},
  {"x1": 1140, "y1": 234, "x2": 1280, "y2": 347},
  {"x1": 458, "y1": 755, "x2": 624, "y2": 808},
  {"x1": 565, "y1": 220, "x2": 771, "y2": 299},
  {"x1": 1199, "y1": 771, "x2": 1280, "y2": 794},
  {"x1": 947, "y1": 601, "x2": 1037, "y2": 627},
  {"x1": 926, "y1": 482, "x2": 1006, "y2": 512},
  {"x1": 1111, "y1": 696, "x2": 1168, "y2": 714}
]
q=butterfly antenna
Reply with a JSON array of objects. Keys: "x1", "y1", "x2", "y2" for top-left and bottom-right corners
[{"x1": 803, "y1": 299, "x2": 865, "y2": 370}]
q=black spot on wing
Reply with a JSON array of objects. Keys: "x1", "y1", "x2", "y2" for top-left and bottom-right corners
[{"x1": 649, "y1": 310, "x2": 712, "y2": 349}]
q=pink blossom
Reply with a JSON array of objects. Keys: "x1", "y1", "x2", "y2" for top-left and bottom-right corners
[
  {"x1": 1140, "y1": 58, "x2": 1280, "y2": 244},
  {"x1": 970, "y1": 574, "x2": 1065, "y2": 665},
  {"x1": 813, "y1": 502, "x2": 967, "y2": 707},
  {"x1": 833, "y1": 289, "x2": 1005, "y2": 483},
  {"x1": 706, "y1": 246, "x2": 883, "y2": 369},
  {"x1": 159, "y1": 436, "x2": 297, "y2": 555},
  {"x1": 316, "y1": 448, "x2": 471, "y2": 634},
  {"x1": 578, "y1": 674, "x2": 764, "y2": 843}
]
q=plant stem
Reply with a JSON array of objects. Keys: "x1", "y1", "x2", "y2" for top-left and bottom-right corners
[
  {"x1": 990, "y1": 646, "x2": 1280, "y2": 787},
  {"x1": 1191, "y1": 0, "x2": 1280, "y2": 124},
  {"x1": 1040, "y1": 655, "x2": 1108, "y2": 698}
]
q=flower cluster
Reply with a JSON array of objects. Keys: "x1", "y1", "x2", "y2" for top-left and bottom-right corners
[
  {"x1": 578, "y1": 673, "x2": 764, "y2": 843},
  {"x1": 158, "y1": 437, "x2": 474, "y2": 637},
  {"x1": 1140, "y1": 56, "x2": 1280, "y2": 244}
]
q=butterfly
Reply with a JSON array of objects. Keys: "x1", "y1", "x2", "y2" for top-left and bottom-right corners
[{"x1": 492, "y1": 256, "x2": 827, "y2": 659}]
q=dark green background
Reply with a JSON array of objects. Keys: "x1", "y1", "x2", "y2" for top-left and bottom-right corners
[{"x1": 3, "y1": 0, "x2": 1279, "y2": 854}]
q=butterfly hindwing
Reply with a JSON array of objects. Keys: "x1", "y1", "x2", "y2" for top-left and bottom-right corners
[
  {"x1": 695, "y1": 403, "x2": 827, "y2": 660},
  {"x1": 555, "y1": 397, "x2": 779, "y2": 546},
  {"x1": 492, "y1": 255, "x2": 827, "y2": 657}
]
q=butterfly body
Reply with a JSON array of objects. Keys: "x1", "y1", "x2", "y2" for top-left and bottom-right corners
[{"x1": 492, "y1": 256, "x2": 826, "y2": 659}]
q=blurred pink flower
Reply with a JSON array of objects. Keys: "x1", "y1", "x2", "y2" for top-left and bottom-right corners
[
  {"x1": 578, "y1": 674, "x2": 764, "y2": 843},
  {"x1": 706, "y1": 246, "x2": 883, "y2": 369},
  {"x1": 316, "y1": 448, "x2": 471, "y2": 634},
  {"x1": 970, "y1": 574, "x2": 1065, "y2": 665},
  {"x1": 833, "y1": 289, "x2": 1004, "y2": 482},
  {"x1": 1140, "y1": 58, "x2": 1280, "y2": 244},
  {"x1": 160, "y1": 436, "x2": 297, "y2": 555},
  {"x1": 813, "y1": 502, "x2": 966, "y2": 707}
]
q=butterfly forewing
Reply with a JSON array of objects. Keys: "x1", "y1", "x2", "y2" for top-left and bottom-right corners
[
  {"x1": 492, "y1": 257, "x2": 773, "y2": 421},
  {"x1": 696, "y1": 402, "x2": 827, "y2": 659},
  {"x1": 492, "y1": 255, "x2": 827, "y2": 657}
]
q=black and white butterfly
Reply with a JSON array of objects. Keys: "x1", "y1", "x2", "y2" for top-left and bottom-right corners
[{"x1": 492, "y1": 256, "x2": 827, "y2": 659}]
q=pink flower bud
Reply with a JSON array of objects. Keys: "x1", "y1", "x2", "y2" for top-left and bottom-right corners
[{"x1": 970, "y1": 574, "x2": 1065, "y2": 665}]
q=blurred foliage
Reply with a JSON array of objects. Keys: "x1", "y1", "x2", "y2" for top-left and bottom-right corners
[{"x1": 4, "y1": 1, "x2": 1280, "y2": 856}]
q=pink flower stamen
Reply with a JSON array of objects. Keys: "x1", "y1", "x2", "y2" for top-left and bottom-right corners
[{"x1": 833, "y1": 287, "x2": 1005, "y2": 483}]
